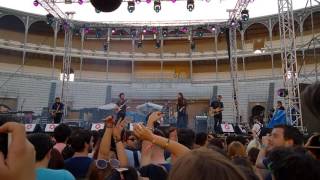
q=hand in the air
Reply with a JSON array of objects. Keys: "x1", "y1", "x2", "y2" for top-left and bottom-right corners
[{"x1": 133, "y1": 123, "x2": 154, "y2": 142}]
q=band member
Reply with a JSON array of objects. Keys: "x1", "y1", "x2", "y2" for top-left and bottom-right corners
[
  {"x1": 176, "y1": 92, "x2": 187, "y2": 128},
  {"x1": 210, "y1": 95, "x2": 224, "y2": 133},
  {"x1": 51, "y1": 97, "x2": 64, "y2": 124},
  {"x1": 115, "y1": 92, "x2": 127, "y2": 122}
]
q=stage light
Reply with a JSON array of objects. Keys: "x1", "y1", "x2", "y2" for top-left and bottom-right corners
[
  {"x1": 135, "y1": 0, "x2": 141, "y2": 4},
  {"x1": 90, "y1": 0, "x2": 122, "y2": 12},
  {"x1": 241, "y1": 9, "x2": 249, "y2": 21},
  {"x1": 187, "y1": 0, "x2": 194, "y2": 12},
  {"x1": 111, "y1": 28, "x2": 116, "y2": 34},
  {"x1": 143, "y1": 28, "x2": 147, "y2": 33},
  {"x1": 46, "y1": 13, "x2": 55, "y2": 26},
  {"x1": 151, "y1": 27, "x2": 158, "y2": 33},
  {"x1": 146, "y1": 0, "x2": 151, "y2": 4},
  {"x1": 211, "y1": 26, "x2": 216, "y2": 32},
  {"x1": 154, "y1": 0, "x2": 161, "y2": 13},
  {"x1": 230, "y1": 19, "x2": 237, "y2": 26},
  {"x1": 181, "y1": 27, "x2": 188, "y2": 33},
  {"x1": 171, "y1": 0, "x2": 176, "y2": 3},
  {"x1": 33, "y1": 0, "x2": 39, "y2": 6},
  {"x1": 127, "y1": 1, "x2": 135, "y2": 13},
  {"x1": 162, "y1": 28, "x2": 168, "y2": 37},
  {"x1": 78, "y1": 0, "x2": 84, "y2": 5}
]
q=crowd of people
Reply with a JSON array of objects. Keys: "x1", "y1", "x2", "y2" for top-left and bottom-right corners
[{"x1": 0, "y1": 82, "x2": 320, "y2": 180}]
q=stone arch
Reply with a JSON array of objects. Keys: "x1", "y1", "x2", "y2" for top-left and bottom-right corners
[
  {"x1": 28, "y1": 20, "x2": 54, "y2": 46},
  {"x1": 0, "y1": 15, "x2": 25, "y2": 42}
]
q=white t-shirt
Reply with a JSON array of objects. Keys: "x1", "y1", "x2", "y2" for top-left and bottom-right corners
[{"x1": 252, "y1": 122, "x2": 262, "y2": 137}]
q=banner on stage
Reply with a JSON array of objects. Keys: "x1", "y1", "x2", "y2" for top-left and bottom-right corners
[
  {"x1": 221, "y1": 123, "x2": 235, "y2": 133},
  {"x1": 91, "y1": 123, "x2": 105, "y2": 131},
  {"x1": 45, "y1": 124, "x2": 59, "y2": 132}
]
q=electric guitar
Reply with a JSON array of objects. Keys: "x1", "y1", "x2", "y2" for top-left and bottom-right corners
[
  {"x1": 209, "y1": 107, "x2": 223, "y2": 117},
  {"x1": 51, "y1": 104, "x2": 62, "y2": 118},
  {"x1": 115, "y1": 100, "x2": 129, "y2": 113}
]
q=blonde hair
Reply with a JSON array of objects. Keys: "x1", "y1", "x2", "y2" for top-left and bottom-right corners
[
  {"x1": 227, "y1": 141, "x2": 246, "y2": 159},
  {"x1": 169, "y1": 148, "x2": 246, "y2": 180}
]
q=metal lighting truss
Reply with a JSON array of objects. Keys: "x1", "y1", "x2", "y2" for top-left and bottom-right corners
[
  {"x1": 277, "y1": 0, "x2": 303, "y2": 129},
  {"x1": 38, "y1": 0, "x2": 74, "y2": 117},
  {"x1": 227, "y1": 0, "x2": 253, "y2": 124},
  {"x1": 61, "y1": 12, "x2": 75, "y2": 117}
]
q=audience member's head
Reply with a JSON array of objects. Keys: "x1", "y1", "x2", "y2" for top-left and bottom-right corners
[
  {"x1": 232, "y1": 157, "x2": 259, "y2": 180},
  {"x1": 227, "y1": 141, "x2": 246, "y2": 159},
  {"x1": 195, "y1": 132, "x2": 208, "y2": 147},
  {"x1": 177, "y1": 128, "x2": 195, "y2": 149},
  {"x1": 270, "y1": 125, "x2": 303, "y2": 148},
  {"x1": 267, "y1": 147, "x2": 320, "y2": 180},
  {"x1": 27, "y1": 133, "x2": 54, "y2": 163},
  {"x1": 247, "y1": 147, "x2": 260, "y2": 165},
  {"x1": 207, "y1": 138, "x2": 225, "y2": 150},
  {"x1": 69, "y1": 129, "x2": 93, "y2": 154},
  {"x1": 123, "y1": 131, "x2": 139, "y2": 150},
  {"x1": 54, "y1": 123, "x2": 71, "y2": 144},
  {"x1": 301, "y1": 82, "x2": 320, "y2": 119},
  {"x1": 168, "y1": 148, "x2": 246, "y2": 180},
  {"x1": 87, "y1": 160, "x2": 112, "y2": 180},
  {"x1": 48, "y1": 148, "x2": 65, "y2": 169},
  {"x1": 168, "y1": 127, "x2": 178, "y2": 141},
  {"x1": 305, "y1": 133, "x2": 320, "y2": 160}
]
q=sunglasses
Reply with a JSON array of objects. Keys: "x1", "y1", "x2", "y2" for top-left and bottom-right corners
[{"x1": 95, "y1": 159, "x2": 120, "y2": 170}]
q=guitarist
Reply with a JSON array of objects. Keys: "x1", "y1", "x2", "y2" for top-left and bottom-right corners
[
  {"x1": 51, "y1": 97, "x2": 64, "y2": 124},
  {"x1": 115, "y1": 92, "x2": 127, "y2": 122},
  {"x1": 176, "y1": 92, "x2": 187, "y2": 128},
  {"x1": 210, "y1": 95, "x2": 224, "y2": 133}
]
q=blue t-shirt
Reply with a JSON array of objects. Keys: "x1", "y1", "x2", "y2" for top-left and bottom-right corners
[
  {"x1": 64, "y1": 156, "x2": 93, "y2": 178},
  {"x1": 36, "y1": 168, "x2": 75, "y2": 180}
]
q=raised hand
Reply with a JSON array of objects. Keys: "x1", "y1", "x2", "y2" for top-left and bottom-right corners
[
  {"x1": 0, "y1": 122, "x2": 36, "y2": 180},
  {"x1": 133, "y1": 123, "x2": 154, "y2": 142},
  {"x1": 147, "y1": 111, "x2": 163, "y2": 127}
]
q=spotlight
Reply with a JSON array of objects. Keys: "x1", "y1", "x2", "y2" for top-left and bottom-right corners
[
  {"x1": 146, "y1": 0, "x2": 151, "y2": 3},
  {"x1": 127, "y1": 1, "x2": 135, "y2": 13},
  {"x1": 230, "y1": 19, "x2": 237, "y2": 26},
  {"x1": 211, "y1": 26, "x2": 216, "y2": 32},
  {"x1": 241, "y1": 9, "x2": 249, "y2": 21},
  {"x1": 181, "y1": 27, "x2": 188, "y2": 33},
  {"x1": 154, "y1": 0, "x2": 161, "y2": 13},
  {"x1": 135, "y1": 0, "x2": 141, "y2": 4},
  {"x1": 90, "y1": 0, "x2": 122, "y2": 12},
  {"x1": 111, "y1": 28, "x2": 116, "y2": 34},
  {"x1": 143, "y1": 28, "x2": 147, "y2": 33},
  {"x1": 46, "y1": 13, "x2": 55, "y2": 25},
  {"x1": 33, "y1": 0, "x2": 39, "y2": 6},
  {"x1": 151, "y1": 27, "x2": 158, "y2": 33},
  {"x1": 162, "y1": 28, "x2": 168, "y2": 37},
  {"x1": 78, "y1": 0, "x2": 84, "y2": 5},
  {"x1": 187, "y1": 0, "x2": 194, "y2": 12},
  {"x1": 171, "y1": 0, "x2": 176, "y2": 3}
]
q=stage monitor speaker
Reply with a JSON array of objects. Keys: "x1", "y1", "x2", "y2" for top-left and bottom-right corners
[{"x1": 300, "y1": 83, "x2": 320, "y2": 134}]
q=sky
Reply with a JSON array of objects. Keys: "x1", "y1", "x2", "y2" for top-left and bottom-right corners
[{"x1": 1, "y1": 0, "x2": 318, "y2": 23}]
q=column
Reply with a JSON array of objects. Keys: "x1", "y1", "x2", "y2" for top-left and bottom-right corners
[
  {"x1": 52, "y1": 21, "x2": 58, "y2": 79},
  {"x1": 22, "y1": 16, "x2": 29, "y2": 72},
  {"x1": 79, "y1": 28, "x2": 85, "y2": 80}
]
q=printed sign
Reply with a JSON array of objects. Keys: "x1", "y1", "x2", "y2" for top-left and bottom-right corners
[
  {"x1": 25, "y1": 124, "x2": 36, "y2": 132},
  {"x1": 221, "y1": 123, "x2": 235, "y2": 133},
  {"x1": 91, "y1": 123, "x2": 105, "y2": 131},
  {"x1": 45, "y1": 124, "x2": 59, "y2": 132}
]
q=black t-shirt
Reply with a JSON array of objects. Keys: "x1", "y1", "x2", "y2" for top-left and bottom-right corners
[
  {"x1": 116, "y1": 99, "x2": 127, "y2": 114},
  {"x1": 210, "y1": 101, "x2": 224, "y2": 118}
]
